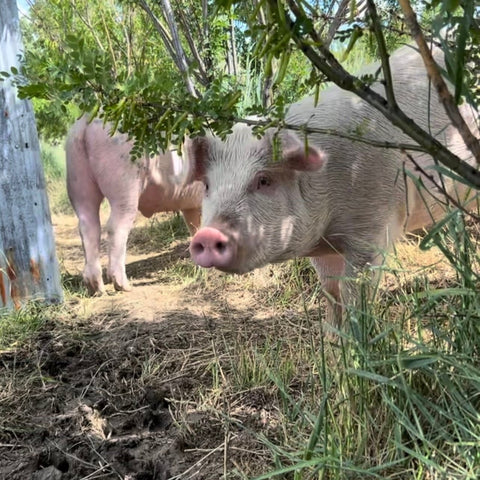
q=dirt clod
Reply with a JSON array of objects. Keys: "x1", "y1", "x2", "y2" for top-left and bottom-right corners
[{"x1": 32, "y1": 466, "x2": 63, "y2": 480}]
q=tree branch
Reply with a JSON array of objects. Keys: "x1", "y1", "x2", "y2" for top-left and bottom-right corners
[
  {"x1": 174, "y1": 4, "x2": 209, "y2": 86},
  {"x1": 159, "y1": 0, "x2": 198, "y2": 97},
  {"x1": 402, "y1": 151, "x2": 480, "y2": 221},
  {"x1": 235, "y1": 115, "x2": 431, "y2": 153},
  {"x1": 366, "y1": 0, "x2": 397, "y2": 109},
  {"x1": 99, "y1": 7, "x2": 118, "y2": 77},
  {"x1": 228, "y1": 9, "x2": 238, "y2": 76},
  {"x1": 71, "y1": 1, "x2": 105, "y2": 53},
  {"x1": 398, "y1": 0, "x2": 480, "y2": 165},
  {"x1": 136, "y1": 0, "x2": 177, "y2": 69},
  {"x1": 277, "y1": 0, "x2": 480, "y2": 188},
  {"x1": 324, "y1": 0, "x2": 350, "y2": 48},
  {"x1": 137, "y1": 0, "x2": 202, "y2": 95}
]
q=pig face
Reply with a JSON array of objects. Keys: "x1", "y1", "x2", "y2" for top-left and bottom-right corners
[{"x1": 188, "y1": 124, "x2": 326, "y2": 274}]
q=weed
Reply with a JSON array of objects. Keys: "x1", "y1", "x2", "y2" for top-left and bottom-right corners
[{"x1": 128, "y1": 213, "x2": 190, "y2": 254}]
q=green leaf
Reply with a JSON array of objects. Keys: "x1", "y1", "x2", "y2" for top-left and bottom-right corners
[
  {"x1": 399, "y1": 355, "x2": 439, "y2": 370},
  {"x1": 346, "y1": 369, "x2": 394, "y2": 385},
  {"x1": 419, "y1": 209, "x2": 460, "y2": 250}
]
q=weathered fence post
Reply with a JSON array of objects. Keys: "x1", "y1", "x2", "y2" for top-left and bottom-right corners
[{"x1": 0, "y1": 0, "x2": 63, "y2": 309}]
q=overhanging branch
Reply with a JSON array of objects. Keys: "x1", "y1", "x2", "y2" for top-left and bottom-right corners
[
  {"x1": 277, "y1": 0, "x2": 480, "y2": 189},
  {"x1": 366, "y1": 0, "x2": 397, "y2": 109},
  {"x1": 398, "y1": 0, "x2": 480, "y2": 164}
]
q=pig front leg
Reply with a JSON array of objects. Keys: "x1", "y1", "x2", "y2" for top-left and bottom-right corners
[
  {"x1": 310, "y1": 254, "x2": 345, "y2": 328},
  {"x1": 106, "y1": 205, "x2": 137, "y2": 292},
  {"x1": 181, "y1": 207, "x2": 202, "y2": 235},
  {"x1": 311, "y1": 248, "x2": 379, "y2": 331}
]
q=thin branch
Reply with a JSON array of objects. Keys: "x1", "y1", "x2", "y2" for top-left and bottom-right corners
[
  {"x1": 324, "y1": 0, "x2": 350, "y2": 48},
  {"x1": 141, "y1": 99, "x2": 429, "y2": 152},
  {"x1": 99, "y1": 6, "x2": 118, "y2": 77},
  {"x1": 402, "y1": 150, "x2": 480, "y2": 221},
  {"x1": 137, "y1": 0, "x2": 203, "y2": 90},
  {"x1": 159, "y1": 0, "x2": 198, "y2": 97},
  {"x1": 175, "y1": 5, "x2": 209, "y2": 86},
  {"x1": 70, "y1": 0, "x2": 105, "y2": 53},
  {"x1": 235, "y1": 115, "x2": 431, "y2": 153},
  {"x1": 200, "y1": 0, "x2": 214, "y2": 76},
  {"x1": 202, "y1": 0, "x2": 208, "y2": 41},
  {"x1": 398, "y1": 0, "x2": 480, "y2": 164},
  {"x1": 229, "y1": 9, "x2": 238, "y2": 76},
  {"x1": 366, "y1": 0, "x2": 397, "y2": 109},
  {"x1": 137, "y1": 1, "x2": 205, "y2": 91},
  {"x1": 123, "y1": 7, "x2": 133, "y2": 75},
  {"x1": 136, "y1": 0, "x2": 177, "y2": 68}
]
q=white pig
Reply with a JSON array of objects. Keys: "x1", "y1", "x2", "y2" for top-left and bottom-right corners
[{"x1": 188, "y1": 46, "x2": 479, "y2": 325}]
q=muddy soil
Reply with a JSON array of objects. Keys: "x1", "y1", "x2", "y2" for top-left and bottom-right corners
[{"x1": 0, "y1": 214, "x2": 289, "y2": 480}]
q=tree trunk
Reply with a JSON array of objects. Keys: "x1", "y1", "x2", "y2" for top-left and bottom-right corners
[{"x1": 0, "y1": 0, "x2": 63, "y2": 310}]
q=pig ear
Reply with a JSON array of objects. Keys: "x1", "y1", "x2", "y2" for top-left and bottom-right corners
[
  {"x1": 284, "y1": 145, "x2": 326, "y2": 171},
  {"x1": 184, "y1": 136, "x2": 210, "y2": 181},
  {"x1": 280, "y1": 131, "x2": 326, "y2": 172}
]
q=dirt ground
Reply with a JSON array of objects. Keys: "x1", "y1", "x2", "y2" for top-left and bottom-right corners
[{"x1": 0, "y1": 212, "x2": 302, "y2": 480}]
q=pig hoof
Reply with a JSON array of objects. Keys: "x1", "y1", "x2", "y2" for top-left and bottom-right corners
[
  {"x1": 85, "y1": 286, "x2": 105, "y2": 297},
  {"x1": 113, "y1": 281, "x2": 132, "y2": 292}
]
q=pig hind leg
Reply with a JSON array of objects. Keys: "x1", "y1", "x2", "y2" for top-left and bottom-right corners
[
  {"x1": 106, "y1": 205, "x2": 137, "y2": 291},
  {"x1": 70, "y1": 185, "x2": 105, "y2": 295}
]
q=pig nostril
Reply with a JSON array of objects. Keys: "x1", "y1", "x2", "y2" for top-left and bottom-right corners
[
  {"x1": 215, "y1": 241, "x2": 226, "y2": 253},
  {"x1": 192, "y1": 242, "x2": 205, "y2": 255}
]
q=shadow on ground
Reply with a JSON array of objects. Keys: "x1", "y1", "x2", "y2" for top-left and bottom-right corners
[{"x1": 0, "y1": 299, "x2": 303, "y2": 479}]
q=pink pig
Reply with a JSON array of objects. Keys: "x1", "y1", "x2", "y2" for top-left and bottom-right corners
[{"x1": 66, "y1": 116, "x2": 203, "y2": 295}]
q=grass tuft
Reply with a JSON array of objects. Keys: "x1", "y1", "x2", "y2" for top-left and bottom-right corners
[{"x1": 0, "y1": 303, "x2": 50, "y2": 351}]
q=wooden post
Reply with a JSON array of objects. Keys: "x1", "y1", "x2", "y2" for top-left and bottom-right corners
[{"x1": 0, "y1": 0, "x2": 63, "y2": 309}]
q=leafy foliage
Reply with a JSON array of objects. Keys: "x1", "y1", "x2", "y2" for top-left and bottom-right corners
[
  {"x1": 19, "y1": 0, "x2": 317, "y2": 150},
  {"x1": 18, "y1": 1, "x2": 479, "y2": 180}
]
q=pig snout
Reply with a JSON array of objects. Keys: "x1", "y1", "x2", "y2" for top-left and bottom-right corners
[{"x1": 190, "y1": 227, "x2": 235, "y2": 269}]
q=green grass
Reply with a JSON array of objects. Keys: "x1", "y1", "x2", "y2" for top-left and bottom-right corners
[
  {"x1": 4, "y1": 142, "x2": 480, "y2": 478},
  {"x1": 41, "y1": 141, "x2": 65, "y2": 179},
  {"x1": 128, "y1": 213, "x2": 190, "y2": 253},
  {"x1": 0, "y1": 303, "x2": 50, "y2": 351},
  {"x1": 41, "y1": 141, "x2": 73, "y2": 215}
]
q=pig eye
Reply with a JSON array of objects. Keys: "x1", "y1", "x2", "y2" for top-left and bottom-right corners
[
  {"x1": 203, "y1": 179, "x2": 209, "y2": 193},
  {"x1": 256, "y1": 175, "x2": 271, "y2": 190}
]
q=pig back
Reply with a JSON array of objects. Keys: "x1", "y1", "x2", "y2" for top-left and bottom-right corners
[{"x1": 286, "y1": 45, "x2": 478, "y2": 234}]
